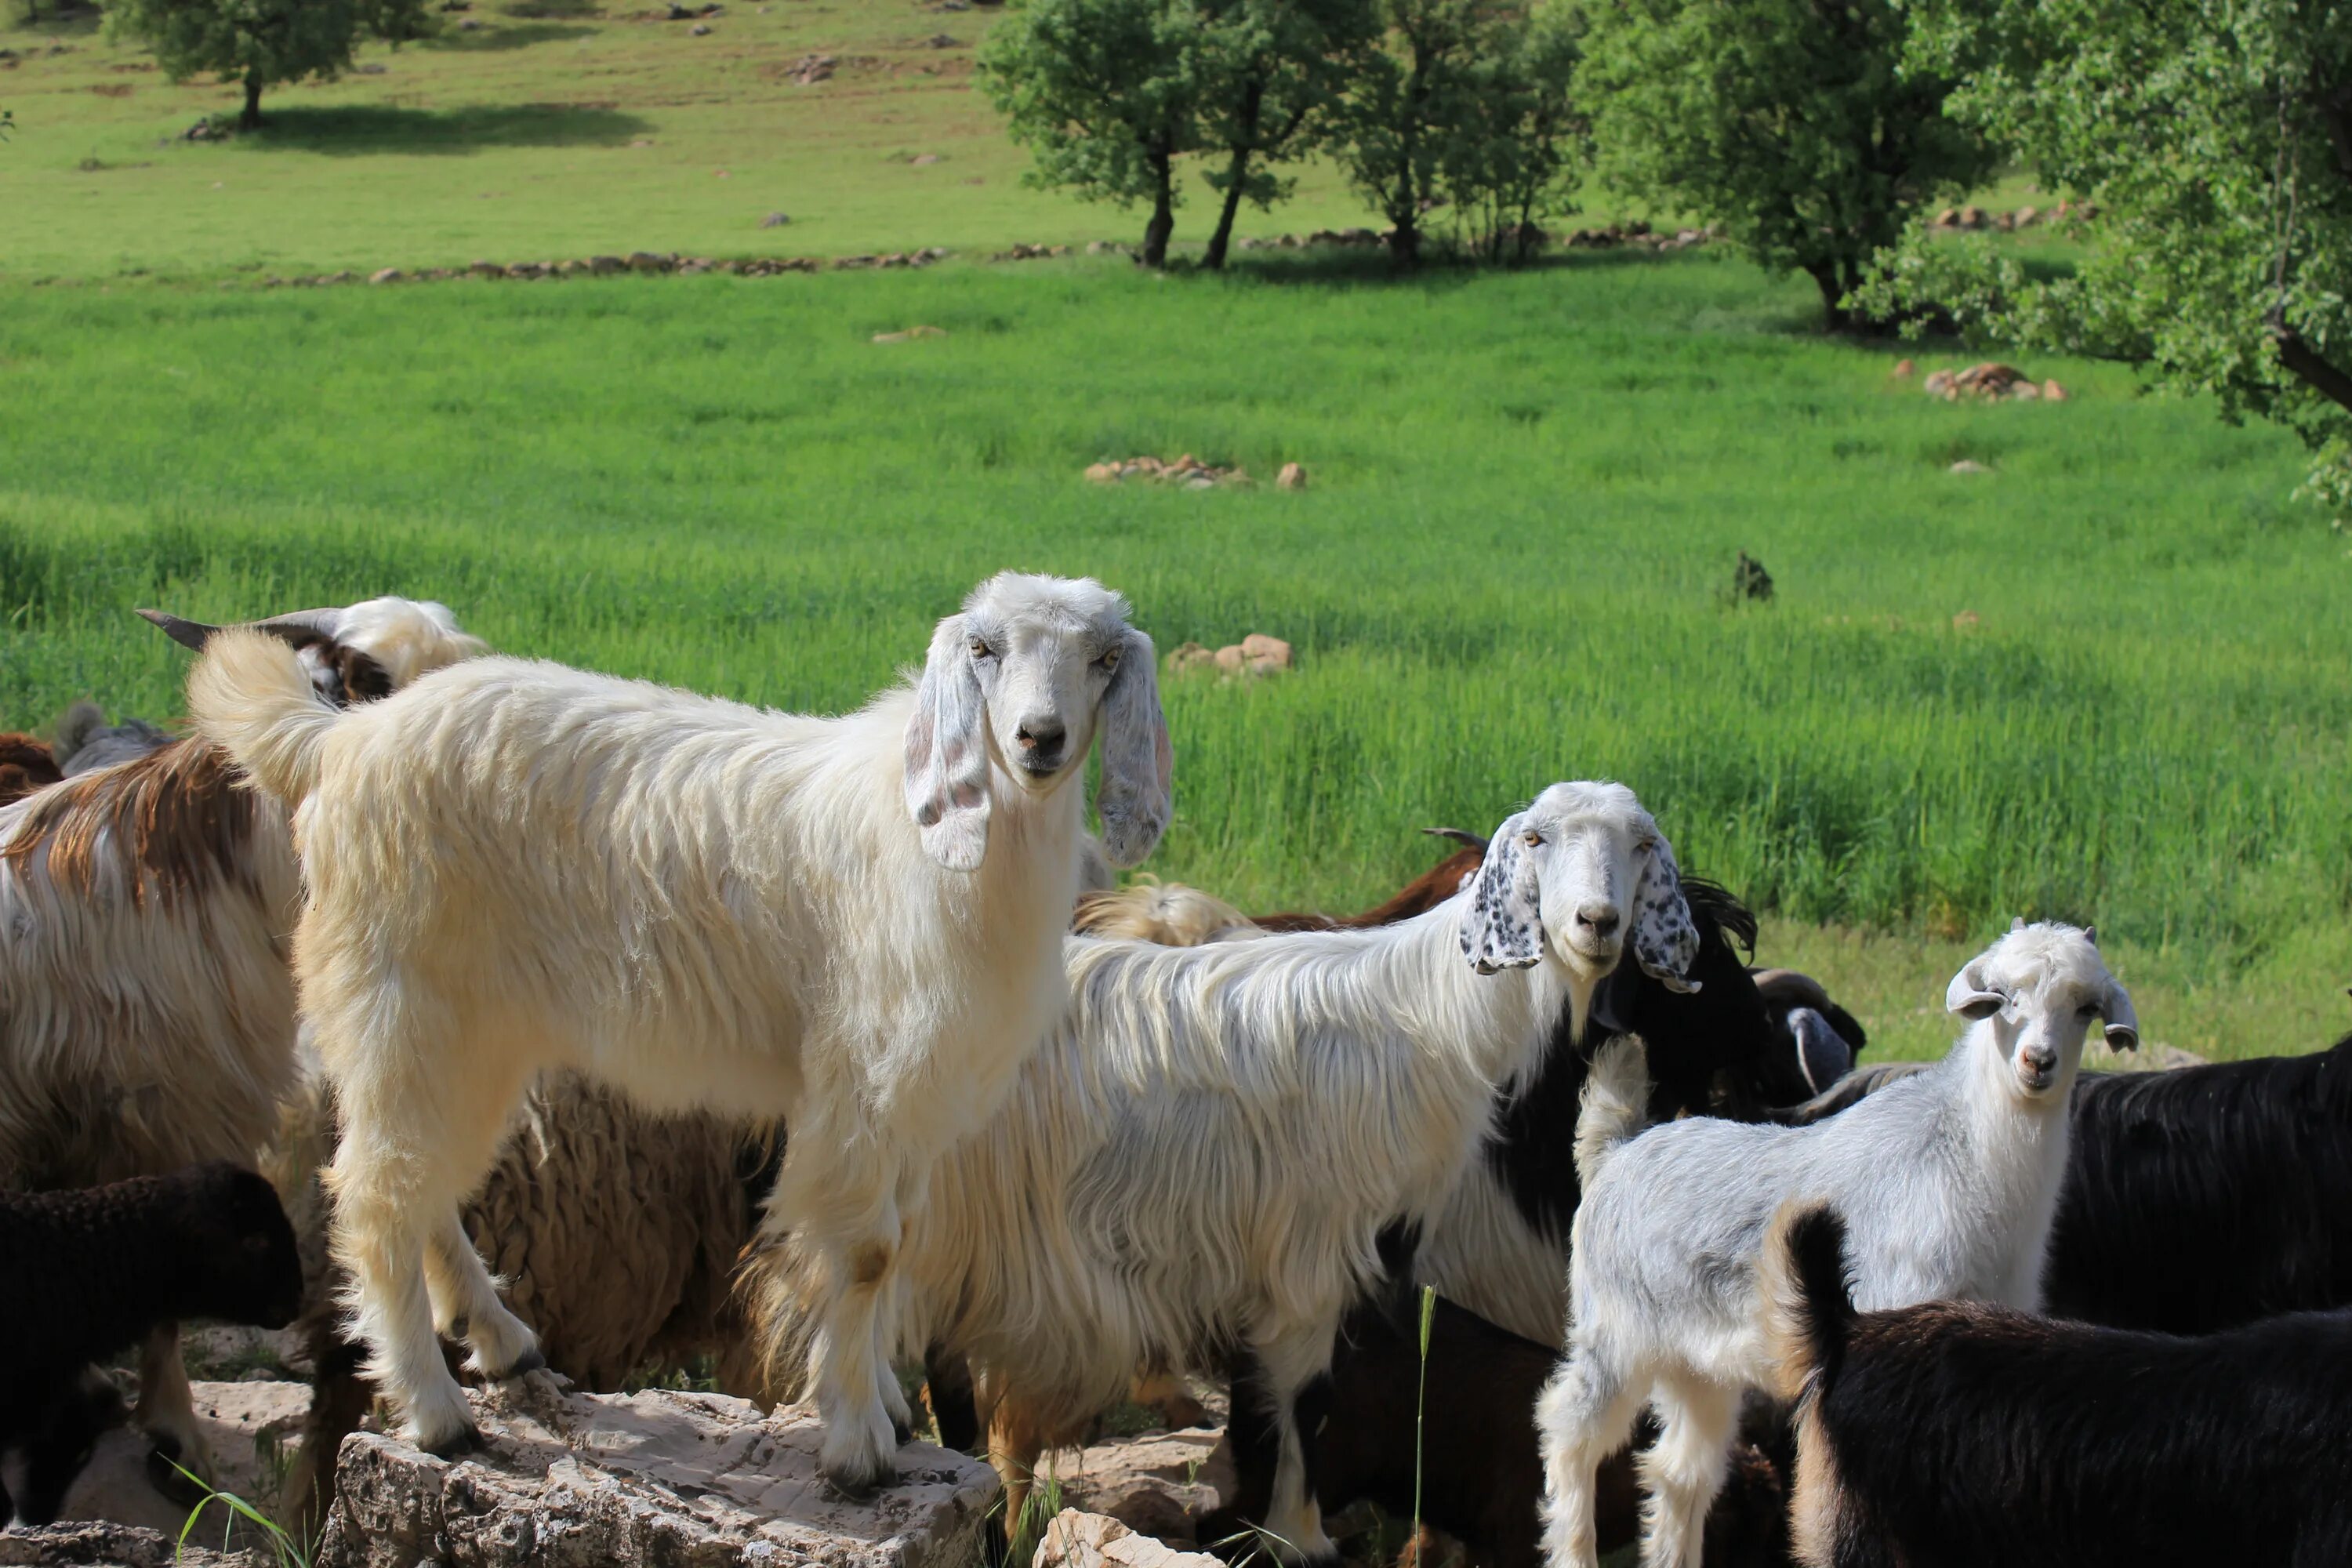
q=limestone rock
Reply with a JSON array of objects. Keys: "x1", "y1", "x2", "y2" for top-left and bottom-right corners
[
  {"x1": 1949, "y1": 459, "x2": 1991, "y2": 475},
  {"x1": 1238, "y1": 634, "x2": 1291, "y2": 672},
  {"x1": 370, "y1": 267, "x2": 404, "y2": 285},
  {"x1": 51, "y1": 1380, "x2": 312, "y2": 1550},
  {"x1": 1033, "y1": 1428, "x2": 1229, "y2": 1545},
  {"x1": 314, "y1": 1381, "x2": 997, "y2": 1568},
  {"x1": 1275, "y1": 461, "x2": 1305, "y2": 491},
  {"x1": 0, "y1": 1521, "x2": 263, "y2": 1567},
  {"x1": 1030, "y1": 1511, "x2": 1223, "y2": 1568}
]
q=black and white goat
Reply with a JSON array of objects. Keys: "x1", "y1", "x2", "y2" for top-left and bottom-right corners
[
  {"x1": 1764, "y1": 1202, "x2": 2352, "y2": 1568},
  {"x1": 0, "y1": 1163, "x2": 304, "y2": 1524}
]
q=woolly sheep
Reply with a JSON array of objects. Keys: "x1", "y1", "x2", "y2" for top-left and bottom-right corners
[
  {"x1": 186, "y1": 572, "x2": 1171, "y2": 1490},
  {"x1": 0, "y1": 597, "x2": 486, "y2": 1481},
  {"x1": 0, "y1": 1163, "x2": 303, "y2": 1525},
  {"x1": 1537, "y1": 920, "x2": 2136, "y2": 1568}
]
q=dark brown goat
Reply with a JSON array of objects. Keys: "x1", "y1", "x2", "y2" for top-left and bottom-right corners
[
  {"x1": 0, "y1": 734, "x2": 63, "y2": 808},
  {"x1": 1251, "y1": 828, "x2": 1485, "y2": 932}
]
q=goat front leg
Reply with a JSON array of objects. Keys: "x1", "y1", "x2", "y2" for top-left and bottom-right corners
[
  {"x1": 1635, "y1": 1374, "x2": 1737, "y2": 1568},
  {"x1": 424, "y1": 1209, "x2": 544, "y2": 1381},
  {"x1": 1250, "y1": 1327, "x2": 1345, "y2": 1566},
  {"x1": 1537, "y1": 1345, "x2": 1644, "y2": 1568},
  {"x1": 135, "y1": 1323, "x2": 213, "y2": 1494},
  {"x1": 780, "y1": 1135, "x2": 906, "y2": 1494}
]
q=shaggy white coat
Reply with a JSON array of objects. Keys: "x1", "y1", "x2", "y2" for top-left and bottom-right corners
[
  {"x1": 1537, "y1": 921, "x2": 2138, "y2": 1568},
  {"x1": 0, "y1": 596, "x2": 484, "y2": 1476},
  {"x1": 757, "y1": 781, "x2": 1703, "y2": 1560},
  {"x1": 186, "y1": 572, "x2": 1171, "y2": 1488}
]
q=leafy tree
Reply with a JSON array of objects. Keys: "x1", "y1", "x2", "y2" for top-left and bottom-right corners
[
  {"x1": 1570, "y1": 0, "x2": 1998, "y2": 327},
  {"x1": 106, "y1": 0, "x2": 434, "y2": 130},
  {"x1": 1441, "y1": 4, "x2": 1584, "y2": 266},
  {"x1": 1860, "y1": 0, "x2": 2352, "y2": 514},
  {"x1": 1330, "y1": 0, "x2": 1487, "y2": 268},
  {"x1": 980, "y1": 0, "x2": 1208, "y2": 267},
  {"x1": 1191, "y1": 0, "x2": 1374, "y2": 269}
]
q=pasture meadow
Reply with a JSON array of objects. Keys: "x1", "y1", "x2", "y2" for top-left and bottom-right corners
[{"x1": 2, "y1": 253, "x2": 2346, "y2": 1061}]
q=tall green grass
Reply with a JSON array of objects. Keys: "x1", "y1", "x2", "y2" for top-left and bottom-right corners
[{"x1": 3, "y1": 255, "x2": 2345, "y2": 1041}]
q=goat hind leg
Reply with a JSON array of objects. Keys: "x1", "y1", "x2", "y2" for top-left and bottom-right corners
[
  {"x1": 1636, "y1": 1376, "x2": 1737, "y2": 1568},
  {"x1": 1536, "y1": 1347, "x2": 1644, "y2": 1568}
]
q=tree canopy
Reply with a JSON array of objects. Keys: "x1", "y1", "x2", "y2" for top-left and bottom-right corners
[
  {"x1": 107, "y1": 0, "x2": 436, "y2": 129},
  {"x1": 1860, "y1": 0, "x2": 2352, "y2": 513},
  {"x1": 1570, "y1": 0, "x2": 1998, "y2": 326}
]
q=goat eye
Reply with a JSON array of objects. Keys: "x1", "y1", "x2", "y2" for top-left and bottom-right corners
[
  {"x1": 1636, "y1": 837, "x2": 1659, "y2": 855},
  {"x1": 968, "y1": 638, "x2": 993, "y2": 660},
  {"x1": 1522, "y1": 831, "x2": 1543, "y2": 848},
  {"x1": 1098, "y1": 646, "x2": 1122, "y2": 671}
]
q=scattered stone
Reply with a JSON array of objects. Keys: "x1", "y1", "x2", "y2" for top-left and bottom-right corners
[
  {"x1": 1922, "y1": 362, "x2": 2041, "y2": 401},
  {"x1": 354, "y1": 60, "x2": 389, "y2": 73},
  {"x1": 996, "y1": 242, "x2": 1072, "y2": 261},
  {"x1": 0, "y1": 1522, "x2": 263, "y2": 1567},
  {"x1": 630, "y1": 137, "x2": 656, "y2": 147},
  {"x1": 762, "y1": 210, "x2": 792, "y2": 227},
  {"x1": 2042, "y1": 379, "x2": 2067, "y2": 401},
  {"x1": 1952, "y1": 609, "x2": 1980, "y2": 631},
  {"x1": 910, "y1": 153, "x2": 942, "y2": 165},
  {"x1": 1275, "y1": 461, "x2": 1305, "y2": 491},
  {"x1": 310, "y1": 1381, "x2": 997, "y2": 1568},
  {"x1": 1082, "y1": 454, "x2": 1254, "y2": 488},
  {"x1": 873, "y1": 324, "x2": 948, "y2": 343},
  {"x1": 370, "y1": 267, "x2": 404, "y2": 285},
  {"x1": 1032, "y1": 1511, "x2": 1223, "y2": 1568},
  {"x1": 470, "y1": 258, "x2": 505, "y2": 278},
  {"x1": 1086, "y1": 241, "x2": 1129, "y2": 256},
  {"x1": 457, "y1": 16, "x2": 483, "y2": 28},
  {"x1": 325, "y1": 270, "x2": 356, "y2": 284},
  {"x1": 1559, "y1": 222, "x2": 1716, "y2": 253},
  {"x1": 626, "y1": 250, "x2": 674, "y2": 273},
  {"x1": 1238, "y1": 633, "x2": 1292, "y2": 672},
  {"x1": 919, "y1": 31, "x2": 960, "y2": 45},
  {"x1": 1891, "y1": 358, "x2": 1916, "y2": 378},
  {"x1": 691, "y1": 21, "x2": 712, "y2": 32},
  {"x1": 1949, "y1": 459, "x2": 1992, "y2": 475},
  {"x1": 588, "y1": 254, "x2": 628, "y2": 274},
  {"x1": 788, "y1": 52, "x2": 837, "y2": 83},
  {"x1": 1163, "y1": 642, "x2": 1214, "y2": 677}
]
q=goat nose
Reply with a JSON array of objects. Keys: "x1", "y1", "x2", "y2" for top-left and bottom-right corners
[
  {"x1": 1575, "y1": 903, "x2": 1621, "y2": 939},
  {"x1": 1015, "y1": 719, "x2": 1065, "y2": 753}
]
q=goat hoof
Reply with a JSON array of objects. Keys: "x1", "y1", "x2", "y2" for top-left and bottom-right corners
[
  {"x1": 491, "y1": 1348, "x2": 547, "y2": 1381},
  {"x1": 144, "y1": 1439, "x2": 209, "y2": 1508},
  {"x1": 424, "y1": 1422, "x2": 486, "y2": 1459},
  {"x1": 890, "y1": 1414, "x2": 913, "y2": 1446}
]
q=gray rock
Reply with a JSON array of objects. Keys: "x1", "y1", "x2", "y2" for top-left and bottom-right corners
[
  {"x1": 760, "y1": 212, "x2": 792, "y2": 228},
  {"x1": 0, "y1": 1521, "x2": 263, "y2": 1567},
  {"x1": 314, "y1": 1381, "x2": 999, "y2": 1568}
]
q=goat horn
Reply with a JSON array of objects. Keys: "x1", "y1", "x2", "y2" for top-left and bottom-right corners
[
  {"x1": 1421, "y1": 826, "x2": 1489, "y2": 852},
  {"x1": 1749, "y1": 967, "x2": 1833, "y2": 1010},
  {"x1": 136, "y1": 608, "x2": 225, "y2": 651},
  {"x1": 249, "y1": 607, "x2": 347, "y2": 639}
]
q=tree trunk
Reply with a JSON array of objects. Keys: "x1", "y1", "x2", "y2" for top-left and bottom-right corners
[
  {"x1": 241, "y1": 71, "x2": 263, "y2": 130},
  {"x1": 1809, "y1": 260, "x2": 1849, "y2": 332},
  {"x1": 1141, "y1": 149, "x2": 1175, "y2": 268},
  {"x1": 2274, "y1": 322, "x2": 2352, "y2": 414},
  {"x1": 1204, "y1": 147, "x2": 1251, "y2": 270}
]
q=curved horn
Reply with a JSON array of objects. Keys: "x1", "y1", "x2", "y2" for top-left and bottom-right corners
[
  {"x1": 249, "y1": 607, "x2": 347, "y2": 640},
  {"x1": 136, "y1": 608, "x2": 225, "y2": 651},
  {"x1": 1421, "y1": 826, "x2": 1490, "y2": 852},
  {"x1": 1749, "y1": 967, "x2": 1834, "y2": 1011}
]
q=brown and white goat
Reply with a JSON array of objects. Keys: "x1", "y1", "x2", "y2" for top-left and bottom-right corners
[{"x1": 0, "y1": 597, "x2": 485, "y2": 1482}]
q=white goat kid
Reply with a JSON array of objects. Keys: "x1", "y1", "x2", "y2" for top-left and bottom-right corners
[
  {"x1": 187, "y1": 572, "x2": 1171, "y2": 1490},
  {"x1": 1536, "y1": 920, "x2": 2136, "y2": 1568},
  {"x1": 0, "y1": 597, "x2": 485, "y2": 1483}
]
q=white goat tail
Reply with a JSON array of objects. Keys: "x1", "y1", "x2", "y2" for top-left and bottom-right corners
[
  {"x1": 1573, "y1": 1036, "x2": 1650, "y2": 1189},
  {"x1": 188, "y1": 630, "x2": 338, "y2": 804}
]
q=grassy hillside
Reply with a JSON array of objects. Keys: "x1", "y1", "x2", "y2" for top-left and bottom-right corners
[{"x1": 3, "y1": 253, "x2": 2345, "y2": 1059}]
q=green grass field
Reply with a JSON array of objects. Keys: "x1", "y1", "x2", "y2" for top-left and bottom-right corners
[{"x1": 4, "y1": 250, "x2": 2347, "y2": 1062}]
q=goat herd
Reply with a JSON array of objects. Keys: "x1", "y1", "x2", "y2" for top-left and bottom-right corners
[{"x1": 1, "y1": 573, "x2": 2347, "y2": 1568}]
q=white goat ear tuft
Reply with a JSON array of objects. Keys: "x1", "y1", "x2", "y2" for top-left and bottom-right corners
[
  {"x1": 1460, "y1": 813, "x2": 1544, "y2": 975},
  {"x1": 906, "y1": 614, "x2": 991, "y2": 871},
  {"x1": 1094, "y1": 627, "x2": 1173, "y2": 869},
  {"x1": 1631, "y1": 831, "x2": 1702, "y2": 993},
  {"x1": 2011, "y1": 916, "x2": 2027, "y2": 933},
  {"x1": 2083, "y1": 924, "x2": 2097, "y2": 946},
  {"x1": 2101, "y1": 976, "x2": 2140, "y2": 1051},
  {"x1": 1945, "y1": 959, "x2": 2005, "y2": 1021}
]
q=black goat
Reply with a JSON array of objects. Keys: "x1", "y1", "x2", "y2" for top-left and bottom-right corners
[
  {"x1": 1766, "y1": 1202, "x2": 2352, "y2": 1568},
  {"x1": 0, "y1": 1162, "x2": 305, "y2": 1524}
]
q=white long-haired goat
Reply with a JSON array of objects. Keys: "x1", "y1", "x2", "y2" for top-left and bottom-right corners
[
  {"x1": 755, "y1": 781, "x2": 1704, "y2": 1558},
  {"x1": 187, "y1": 572, "x2": 1171, "y2": 1490},
  {"x1": 1537, "y1": 920, "x2": 2137, "y2": 1568},
  {"x1": 0, "y1": 597, "x2": 486, "y2": 1480}
]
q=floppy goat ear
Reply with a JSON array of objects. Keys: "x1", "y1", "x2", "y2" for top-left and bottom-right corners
[
  {"x1": 1945, "y1": 958, "x2": 2005, "y2": 1021},
  {"x1": 905, "y1": 614, "x2": 992, "y2": 872},
  {"x1": 1094, "y1": 627, "x2": 1173, "y2": 869},
  {"x1": 2100, "y1": 975, "x2": 2140, "y2": 1051},
  {"x1": 1631, "y1": 830, "x2": 1703, "y2": 994},
  {"x1": 1460, "y1": 812, "x2": 1544, "y2": 975}
]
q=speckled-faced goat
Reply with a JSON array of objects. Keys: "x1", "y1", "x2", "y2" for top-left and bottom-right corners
[
  {"x1": 186, "y1": 572, "x2": 1171, "y2": 1491},
  {"x1": 1537, "y1": 921, "x2": 2136, "y2": 1568},
  {"x1": 757, "y1": 782, "x2": 1703, "y2": 1559},
  {"x1": 0, "y1": 597, "x2": 485, "y2": 1483}
]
